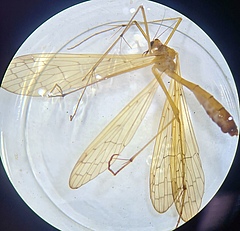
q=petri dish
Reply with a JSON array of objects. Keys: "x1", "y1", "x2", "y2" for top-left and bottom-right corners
[{"x1": 0, "y1": 0, "x2": 239, "y2": 230}]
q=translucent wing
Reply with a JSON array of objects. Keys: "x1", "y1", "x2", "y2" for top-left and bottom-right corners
[
  {"x1": 150, "y1": 79, "x2": 204, "y2": 222},
  {"x1": 2, "y1": 53, "x2": 155, "y2": 96},
  {"x1": 69, "y1": 78, "x2": 159, "y2": 188}
]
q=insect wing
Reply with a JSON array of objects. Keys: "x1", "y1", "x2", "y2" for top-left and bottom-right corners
[
  {"x1": 1, "y1": 53, "x2": 155, "y2": 97},
  {"x1": 69, "y1": 78, "x2": 159, "y2": 188},
  {"x1": 150, "y1": 80, "x2": 204, "y2": 222}
]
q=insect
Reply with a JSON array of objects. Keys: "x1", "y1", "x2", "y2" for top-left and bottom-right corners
[{"x1": 1, "y1": 5, "x2": 238, "y2": 229}]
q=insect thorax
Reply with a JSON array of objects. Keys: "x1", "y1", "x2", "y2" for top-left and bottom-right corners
[{"x1": 151, "y1": 39, "x2": 177, "y2": 72}]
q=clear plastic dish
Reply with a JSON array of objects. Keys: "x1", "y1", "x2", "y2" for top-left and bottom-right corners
[{"x1": 0, "y1": 0, "x2": 239, "y2": 230}]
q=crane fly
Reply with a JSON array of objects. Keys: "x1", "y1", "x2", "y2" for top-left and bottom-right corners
[{"x1": 1, "y1": 5, "x2": 238, "y2": 229}]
